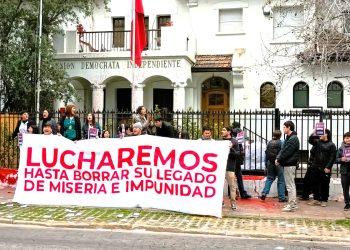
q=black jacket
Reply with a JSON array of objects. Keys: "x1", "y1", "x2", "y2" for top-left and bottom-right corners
[
  {"x1": 335, "y1": 143, "x2": 350, "y2": 174},
  {"x1": 308, "y1": 135, "x2": 336, "y2": 170},
  {"x1": 155, "y1": 121, "x2": 175, "y2": 138},
  {"x1": 12, "y1": 119, "x2": 36, "y2": 139},
  {"x1": 276, "y1": 131, "x2": 300, "y2": 166},
  {"x1": 224, "y1": 137, "x2": 241, "y2": 172}
]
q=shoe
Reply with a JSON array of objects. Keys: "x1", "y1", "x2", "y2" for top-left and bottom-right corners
[
  {"x1": 241, "y1": 194, "x2": 251, "y2": 199},
  {"x1": 282, "y1": 204, "x2": 297, "y2": 212},
  {"x1": 344, "y1": 204, "x2": 350, "y2": 211},
  {"x1": 307, "y1": 200, "x2": 321, "y2": 206},
  {"x1": 259, "y1": 194, "x2": 266, "y2": 201},
  {"x1": 321, "y1": 201, "x2": 327, "y2": 207},
  {"x1": 231, "y1": 203, "x2": 237, "y2": 210},
  {"x1": 278, "y1": 198, "x2": 288, "y2": 202}
]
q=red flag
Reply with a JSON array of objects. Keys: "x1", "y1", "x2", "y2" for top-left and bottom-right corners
[{"x1": 131, "y1": 0, "x2": 146, "y2": 67}]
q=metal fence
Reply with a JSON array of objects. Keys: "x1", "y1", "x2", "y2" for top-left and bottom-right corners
[{"x1": 1, "y1": 109, "x2": 349, "y2": 178}]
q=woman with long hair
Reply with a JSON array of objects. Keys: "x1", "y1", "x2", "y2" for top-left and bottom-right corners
[
  {"x1": 82, "y1": 113, "x2": 102, "y2": 139},
  {"x1": 132, "y1": 105, "x2": 151, "y2": 135},
  {"x1": 59, "y1": 104, "x2": 81, "y2": 141}
]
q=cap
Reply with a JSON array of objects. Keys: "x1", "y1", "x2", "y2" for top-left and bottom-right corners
[{"x1": 133, "y1": 122, "x2": 142, "y2": 130}]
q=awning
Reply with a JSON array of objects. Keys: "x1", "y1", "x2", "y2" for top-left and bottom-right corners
[{"x1": 192, "y1": 54, "x2": 232, "y2": 72}]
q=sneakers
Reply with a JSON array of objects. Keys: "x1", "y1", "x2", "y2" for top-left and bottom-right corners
[
  {"x1": 282, "y1": 204, "x2": 297, "y2": 212},
  {"x1": 231, "y1": 203, "x2": 237, "y2": 210},
  {"x1": 307, "y1": 200, "x2": 321, "y2": 206},
  {"x1": 278, "y1": 198, "x2": 288, "y2": 202},
  {"x1": 259, "y1": 194, "x2": 266, "y2": 201},
  {"x1": 344, "y1": 204, "x2": 350, "y2": 211},
  {"x1": 321, "y1": 201, "x2": 327, "y2": 207}
]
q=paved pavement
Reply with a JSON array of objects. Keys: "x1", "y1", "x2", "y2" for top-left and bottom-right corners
[{"x1": 0, "y1": 186, "x2": 349, "y2": 243}]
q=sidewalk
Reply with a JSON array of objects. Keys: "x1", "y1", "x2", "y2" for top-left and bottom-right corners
[{"x1": 0, "y1": 186, "x2": 349, "y2": 243}]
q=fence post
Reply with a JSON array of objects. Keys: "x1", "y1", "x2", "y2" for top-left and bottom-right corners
[{"x1": 274, "y1": 108, "x2": 280, "y2": 129}]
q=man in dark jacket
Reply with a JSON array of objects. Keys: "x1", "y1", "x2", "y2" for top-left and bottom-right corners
[
  {"x1": 276, "y1": 120, "x2": 300, "y2": 212},
  {"x1": 307, "y1": 129, "x2": 336, "y2": 207},
  {"x1": 154, "y1": 117, "x2": 175, "y2": 138},
  {"x1": 221, "y1": 126, "x2": 241, "y2": 210}
]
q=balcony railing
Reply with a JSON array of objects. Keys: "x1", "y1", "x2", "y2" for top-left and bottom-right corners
[{"x1": 77, "y1": 29, "x2": 161, "y2": 53}]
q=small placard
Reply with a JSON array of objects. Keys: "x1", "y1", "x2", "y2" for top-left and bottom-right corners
[
  {"x1": 18, "y1": 133, "x2": 23, "y2": 146},
  {"x1": 343, "y1": 147, "x2": 350, "y2": 162},
  {"x1": 88, "y1": 127, "x2": 98, "y2": 139},
  {"x1": 315, "y1": 122, "x2": 325, "y2": 136},
  {"x1": 237, "y1": 131, "x2": 245, "y2": 144}
]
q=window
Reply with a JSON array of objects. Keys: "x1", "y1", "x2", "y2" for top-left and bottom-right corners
[
  {"x1": 156, "y1": 15, "x2": 171, "y2": 46},
  {"x1": 113, "y1": 18, "x2": 125, "y2": 48},
  {"x1": 293, "y1": 82, "x2": 309, "y2": 108},
  {"x1": 327, "y1": 81, "x2": 343, "y2": 108},
  {"x1": 260, "y1": 82, "x2": 276, "y2": 108},
  {"x1": 273, "y1": 5, "x2": 304, "y2": 41},
  {"x1": 219, "y1": 8, "x2": 243, "y2": 33},
  {"x1": 343, "y1": 11, "x2": 350, "y2": 33}
]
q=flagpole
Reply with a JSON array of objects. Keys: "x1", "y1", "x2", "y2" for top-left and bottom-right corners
[
  {"x1": 36, "y1": 0, "x2": 43, "y2": 124},
  {"x1": 131, "y1": 0, "x2": 136, "y2": 112}
]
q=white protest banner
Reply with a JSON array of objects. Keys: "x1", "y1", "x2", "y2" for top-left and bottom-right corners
[{"x1": 14, "y1": 134, "x2": 229, "y2": 217}]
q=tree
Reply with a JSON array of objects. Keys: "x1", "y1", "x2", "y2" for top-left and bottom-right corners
[
  {"x1": 258, "y1": 0, "x2": 350, "y2": 97},
  {"x1": 0, "y1": 0, "x2": 109, "y2": 111}
]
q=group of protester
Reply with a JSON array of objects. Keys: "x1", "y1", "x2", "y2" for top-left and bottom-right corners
[
  {"x1": 259, "y1": 120, "x2": 350, "y2": 213},
  {"x1": 11, "y1": 105, "x2": 350, "y2": 213}
]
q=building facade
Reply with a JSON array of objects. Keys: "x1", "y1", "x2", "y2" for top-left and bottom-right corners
[{"x1": 53, "y1": 0, "x2": 350, "y2": 112}]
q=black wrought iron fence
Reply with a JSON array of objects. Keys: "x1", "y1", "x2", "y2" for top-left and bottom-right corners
[{"x1": 1, "y1": 109, "x2": 349, "y2": 178}]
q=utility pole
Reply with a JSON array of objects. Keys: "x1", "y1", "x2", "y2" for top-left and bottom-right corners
[{"x1": 36, "y1": 0, "x2": 43, "y2": 123}]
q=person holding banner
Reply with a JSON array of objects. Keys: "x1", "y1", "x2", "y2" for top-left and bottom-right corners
[
  {"x1": 307, "y1": 128, "x2": 336, "y2": 207},
  {"x1": 221, "y1": 126, "x2": 240, "y2": 210},
  {"x1": 132, "y1": 122, "x2": 143, "y2": 136},
  {"x1": 101, "y1": 130, "x2": 110, "y2": 138},
  {"x1": 154, "y1": 116, "x2": 175, "y2": 138},
  {"x1": 42, "y1": 122, "x2": 53, "y2": 135},
  {"x1": 335, "y1": 132, "x2": 350, "y2": 211},
  {"x1": 198, "y1": 126, "x2": 214, "y2": 141},
  {"x1": 12, "y1": 111, "x2": 36, "y2": 139},
  {"x1": 38, "y1": 110, "x2": 57, "y2": 135},
  {"x1": 59, "y1": 104, "x2": 81, "y2": 141},
  {"x1": 82, "y1": 113, "x2": 102, "y2": 139}
]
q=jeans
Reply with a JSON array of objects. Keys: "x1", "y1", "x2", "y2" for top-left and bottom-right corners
[
  {"x1": 283, "y1": 166, "x2": 297, "y2": 207},
  {"x1": 262, "y1": 161, "x2": 286, "y2": 199}
]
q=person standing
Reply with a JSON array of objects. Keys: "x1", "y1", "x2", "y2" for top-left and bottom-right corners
[
  {"x1": 275, "y1": 120, "x2": 300, "y2": 212},
  {"x1": 59, "y1": 104, "x2": 81, "y2": 141},
  {"x1": 299, "y1": 145, "x2": 316, "y2": 200},
  {"x1": 82, "y1": 113, "x2": 102, "y2": 139},
  {"x1": 42, "y1": 122, "x2": 54, "y2": 135},
  {"x1": 133, "y1": 105, "x2": 151, "y2": 135},
  {"x1": 154, "y1": 117, "x2": 175, "y2": 138},
  {"x1": 307, "y1": 129, "x2": 336, "y2": 207},
  {"x1": 232, "y1": 127, "x2": 251, "y2": 199},
  {"x1": 38, "y1": 109, "x2": 57, "y2": 135},
  {"x1": 221, "y1": 126, "x2": 240, "y2": 210},
  {"x1": 259, "y1": 129, "x2": 287, "y2": 202},
  {"x1": 198, "y1": 126, "x2": 214, "y2": 141},
  {"x1": 335, "y1": 132, "x2": 350, "y2": 211},
  {"x1": 12, "y1": 111, "x2": 36, "y2": 139}
]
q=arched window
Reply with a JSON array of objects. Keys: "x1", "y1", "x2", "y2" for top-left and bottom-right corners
[
  {"x1": 327, "y1": 81, "x2": 343, "y2": 108},
  {"x1": 293, "y1": 81, "x2": 309, "y2": 108},
  {"x1": 260, "y1": 82, "x2": 276, "y2": 108}
]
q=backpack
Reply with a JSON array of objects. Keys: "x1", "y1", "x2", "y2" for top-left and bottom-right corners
[{"x1": 265, "y1": 140, "x2": 281, "y2": 162}]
